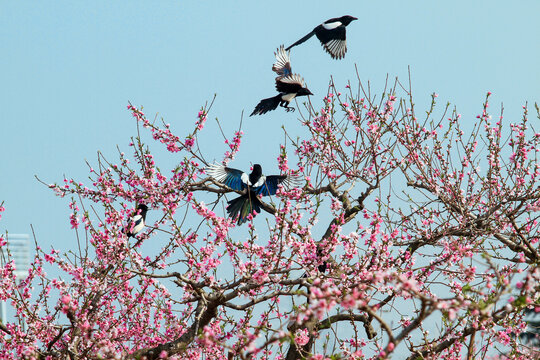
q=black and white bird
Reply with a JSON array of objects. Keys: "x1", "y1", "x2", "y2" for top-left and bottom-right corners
[
  {"x1": 286, "y1": 15, "x2": 357, "y2": 59},
  {"x1": 125, "y1": 204, "x2": 148, "y2": 238},
  {"x1": 250, "y1": 45, "x2": 313, "y2": 116},
  {"x1": 206, "y1": 163, "x2": 301, "y2": 225}
]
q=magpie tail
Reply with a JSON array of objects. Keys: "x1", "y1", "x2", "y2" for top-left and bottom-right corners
[
  {"x1": 226, "y1": 193, "x2": 262, "y2": 225},
  {"x1": 285, "y1": 31, "x2": 316, "y2": 51},
  {"x1": 250, "y1": 95, "x2": 281, "y2": 116}
]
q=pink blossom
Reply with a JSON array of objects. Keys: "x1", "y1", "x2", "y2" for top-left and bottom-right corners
[{"x1": 295, "y1": 329, "x2": 310, "y2": 346}]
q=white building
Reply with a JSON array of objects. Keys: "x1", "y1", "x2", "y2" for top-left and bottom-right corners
[{"x1": 0, "y1": 234, "x2": 31, "y2": 323}]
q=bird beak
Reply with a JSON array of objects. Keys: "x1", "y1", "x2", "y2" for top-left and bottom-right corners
[
  {"x1": 308, "y1": 90, "x2": 314, "y2": 95},
  {"x1": 351, "y1": 16, "x2": 358, "y2": 21}
]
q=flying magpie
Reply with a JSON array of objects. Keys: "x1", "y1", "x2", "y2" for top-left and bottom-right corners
[
  {"x1": 125, "y1": 204, "x2": 148, "y2": 238},
  {"x1": 250, "y1": 45, "x2": 313, "y2": 116},
  {"x1": 206, "y1": 163, "x2": 301, "y2": 225},
  {"x1": 286, "y1": 15, "x2": 357, "y2": 59}
]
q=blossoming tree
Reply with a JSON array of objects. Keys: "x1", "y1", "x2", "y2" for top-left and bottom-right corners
[{"x1": 1, "y1": 77, "x2": 539, "y2": 359}]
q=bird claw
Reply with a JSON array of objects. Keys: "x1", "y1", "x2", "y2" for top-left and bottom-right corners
[{"x1": 286, "y1": 107, "x2": 295, "y2": 113}]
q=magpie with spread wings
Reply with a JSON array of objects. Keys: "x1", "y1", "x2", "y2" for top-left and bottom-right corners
[
  {"x1": 206, "y1": 163, "x2": 301, "y2": 225},
  {"x1": 286, "y1": 15, "x2": 357, "y2": 59},
  {"x1": 250, "y1": 45, "x2": 312, "y2": 116}
]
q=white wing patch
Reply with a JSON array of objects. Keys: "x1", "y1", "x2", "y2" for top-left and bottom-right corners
[
  {"x1": 280, "y1": 74, "x2": 306, "y2": 88},
  {"x1": 241, "y1": 172, "x2": 250, "y2": 185},
  {"x1": 324, "y1": 39, "x2": 347, "y2": 59},
  {"x1": 206, "y1": 163, "x2": 229, "y2": 183},
  {"x1": 272, "y1": 45, "x2": 292, "y2": 77},
  {"x1": 252, "y1": 175, "x2": 266, "y2": 188},
  {"x1": 322, "y1": 21, "x2": 342, "y2": 30}
]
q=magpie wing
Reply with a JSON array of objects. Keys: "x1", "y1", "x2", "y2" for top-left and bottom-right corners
[
  {"x1": 272, "y1": 45, "x2": 293, "y2": 78},
  {"x1": 315, "y1": 25, "x2": 347, "y2": 59},
  {"x1": 275, "y1": 74, "x2": 305, "y2": 94},
  {"x1": 255, "y1": 174, "x2": 302, "y2": 196},
  {"x1": 206, "y1": 163, "x2": 248, "y2": 191}
]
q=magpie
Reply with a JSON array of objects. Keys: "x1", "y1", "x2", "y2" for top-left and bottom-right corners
[
  {"x1": 206, "y1": 163, "x2": 301, "y2": 225},
  {"x1": 250, "y1": 45, "x2": 313, "y2": 116},
  {"x1": 285, "y1": 15, "x2": 358, "y2": 59},
  {"x1": 125, "y1": 204, "x2": 148, "y2": 238}
]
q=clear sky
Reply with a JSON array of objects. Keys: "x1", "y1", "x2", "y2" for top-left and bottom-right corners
[{"x1": 1, "y1": 1, "x2": 539, "y2": 256}]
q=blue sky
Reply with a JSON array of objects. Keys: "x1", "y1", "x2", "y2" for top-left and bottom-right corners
[{"x1": 1, "y1": 1, "x2": 539, "y2": 255}]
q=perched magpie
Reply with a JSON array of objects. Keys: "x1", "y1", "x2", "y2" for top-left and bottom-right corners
[
  {"x1": 125, "y1": 204, "x2": 148, "y2": 238},
  {"x1": 286, "y1": 15, "x2": 358, "y2": 59},
  {"x1": 250, "y1": 45, "x2": 313, "y2": 116},
  {"x1": 206, "y1": 163, "x2": 301, "y2": 225}
]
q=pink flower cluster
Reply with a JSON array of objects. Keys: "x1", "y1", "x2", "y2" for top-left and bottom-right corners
[{"x1": 0, "y1": 84, "x2": 537, "y2": 360}]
